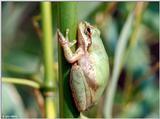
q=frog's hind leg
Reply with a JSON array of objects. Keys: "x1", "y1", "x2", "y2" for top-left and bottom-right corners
[{"x1": 70, "y1": 64, "x2": 91, "y2": 112}]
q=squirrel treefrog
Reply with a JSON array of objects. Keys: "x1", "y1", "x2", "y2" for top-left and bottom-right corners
[{"x1": 57, "y1": 21, "x2": 109, "y2": 112}]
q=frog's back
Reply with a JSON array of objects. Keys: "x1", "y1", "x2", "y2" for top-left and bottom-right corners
[{"x1": 89, "y1": 28, "x2": 109, "y2": 99}]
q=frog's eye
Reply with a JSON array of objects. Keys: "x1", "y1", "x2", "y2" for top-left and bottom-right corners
[
  {"x1": 84, "y1": 27, "x2": 92, "y2": 47},
  {"x1": 84, "y1": 27, "x2": 91, "y2": 37},
  {"x1": 87, "y1": 27, "x2": 91, "y2": 34}
]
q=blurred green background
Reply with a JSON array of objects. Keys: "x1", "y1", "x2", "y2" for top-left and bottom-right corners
[{"x1": 1, "y1": 2, "x2": 159, "y2": 118}]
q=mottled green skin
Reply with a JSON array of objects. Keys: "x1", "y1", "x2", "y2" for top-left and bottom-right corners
[
  {"x1": 88, "y1": 28, "x2": 109, "y2": 100},
  {"x1": 70, "y1": 26, "x2": 109, "y2": 112}
]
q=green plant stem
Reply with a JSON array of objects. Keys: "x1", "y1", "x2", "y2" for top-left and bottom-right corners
[
  {"x1": 45, "y1": 96, "x2": 56, "y2": 118},
  {"x1": 41, "y1": 2, "x2": 55, "y2": 89},
  {"x1": 2, "y1": 77, "x2": 40, "y2": 89},
  {"x1": 41, "y1": 2, "x2": 56, "y2": 118},
  {"x1": 104, "y1": 11, "x2": 135, "y2": 118},
  {"x1": 57, "y1": 2, "x2": 79, "y2": 118}
]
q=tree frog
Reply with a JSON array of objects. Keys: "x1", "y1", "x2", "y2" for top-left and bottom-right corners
[{"x1": 57, "y1": 21, "x2": 109, "y2": 112}]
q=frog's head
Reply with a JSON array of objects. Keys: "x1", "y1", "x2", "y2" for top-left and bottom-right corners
[{"x1": 78, "y1": 21, "x2": 95, "y2": 51}]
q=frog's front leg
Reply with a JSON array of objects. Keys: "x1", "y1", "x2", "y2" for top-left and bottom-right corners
[
  {"x1": 57, "y1": 29, "x2": 84, "y2": 63},
  {"x1": 70, "y1": 64, "x2": 95, "y2": 112}
]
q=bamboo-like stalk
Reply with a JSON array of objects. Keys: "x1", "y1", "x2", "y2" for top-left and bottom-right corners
[
  {"x1": 41, "y1": 2, "x2": 55, "y2": 89},
  {"x1": 57, "y1": 2, "x2": 79, "y2": 118},
  {"x1": 41, "y1": 2, "x2": 56, "y2": 118}
]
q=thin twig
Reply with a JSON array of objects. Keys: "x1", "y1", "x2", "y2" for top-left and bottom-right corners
[
  {"x1": 2, "y1": 77, "x2": 40, "y2": 89},
  {"x1": 32, "y1": 15, "x2": 43, "y2": 39},
  {"x1": 33, "y1": 89, "x2": 45, "y2": 117}
]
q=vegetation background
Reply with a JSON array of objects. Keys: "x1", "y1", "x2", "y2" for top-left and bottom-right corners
[{"x1": 1, "y1": 2, "x2": 159, "y2": 118}]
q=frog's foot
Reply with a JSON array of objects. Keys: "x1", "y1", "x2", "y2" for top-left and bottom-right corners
[
  {"x1": 57, "y1": 29, "x2": 69, "y2": 46},
  {"x1": 65, "y1": 29, "x2": 77, "y2": 47},
  {"x1": 69, "y1": 40, "x2": 77, "y2": 47},
  {"x1": 57, "y1": 29, "x2": 77, "y2": 48},
  {"x1": 65, "y1": 28, "x2": 69, "y2": 41}
]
